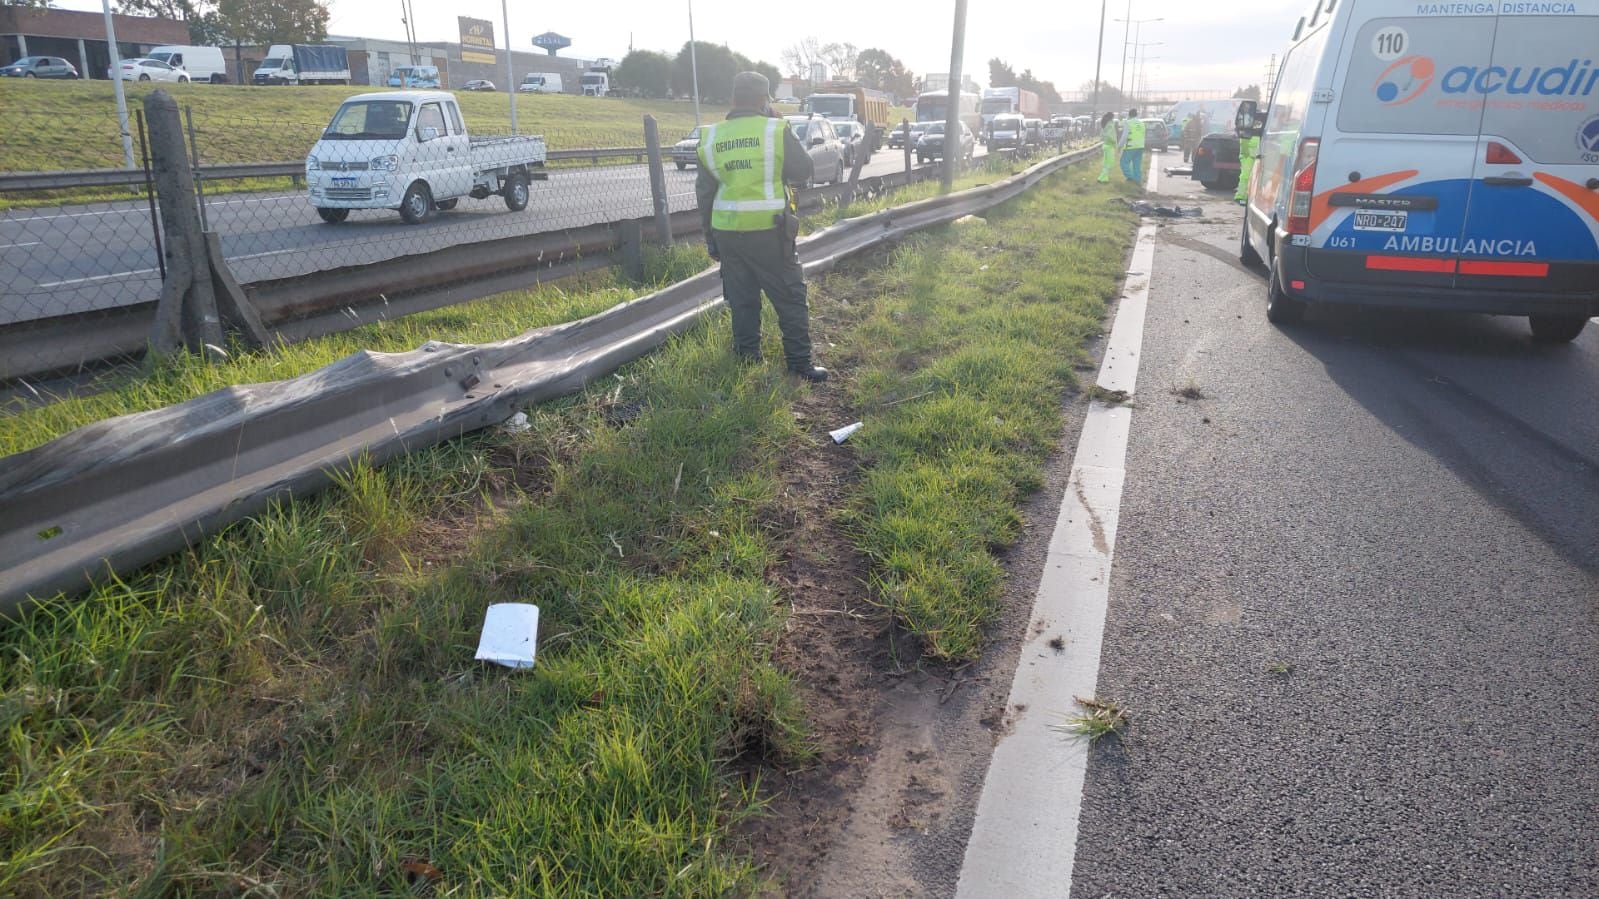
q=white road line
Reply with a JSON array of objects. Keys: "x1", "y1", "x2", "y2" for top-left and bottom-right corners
[
  {"x1": 1145, "y1": 150, "x2": 1159, "y2": 192},
  {"x1": 229, "y1": 247, "x2": 306, "y2": 262},
  {"x1": 954, "y1": 221, "x2": 1158, "y2": 899},
  {"x1": 37, "y1": 267, "x2": 158, "y2": 288}
]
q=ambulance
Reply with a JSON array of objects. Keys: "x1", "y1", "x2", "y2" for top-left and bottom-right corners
[{"x1": 1240, "y1": 0, "x2": 1599, "y2": 340}]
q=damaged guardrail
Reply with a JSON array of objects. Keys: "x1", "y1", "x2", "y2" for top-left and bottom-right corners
[{"x1": 0, "y1": 146, "x2": 1095, "y2": 616}]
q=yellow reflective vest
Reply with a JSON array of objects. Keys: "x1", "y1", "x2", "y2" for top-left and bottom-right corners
[
  {"x1": 697, "y1": 116, "x2": 788, "y2": 232},
  {"x1": 1101, "y1": 121, "x2": 1117, "y2": 146},
  {"x1": 1126, "y1": 118, "x2": 1146, "y2": 150}
]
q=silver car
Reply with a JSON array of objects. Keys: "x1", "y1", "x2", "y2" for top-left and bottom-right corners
[{"x1": 784, "y1": 115, "x2": 846, "y2": 186}]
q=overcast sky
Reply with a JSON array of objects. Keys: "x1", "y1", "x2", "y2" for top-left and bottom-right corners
[{"x1": 69, "y1": 0, "x2": 1309, "y2": 93}]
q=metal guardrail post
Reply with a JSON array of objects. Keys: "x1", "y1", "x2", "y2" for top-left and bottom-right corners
[
  {"x1": 642, "y1": 115, "x2": 673, "y2": 247},
  {"x1": 146, "y1": 90, "x2": 223, "y2": 354},
  {"x1": 841, "y1": 124, "x2": 874, "y2": 212}
]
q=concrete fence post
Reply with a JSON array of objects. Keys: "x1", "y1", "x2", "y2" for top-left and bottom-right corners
[
  {"x1": 903, "y1": 118, "x2": 912, "y2": 175},
  {"x1": 841, "y1": 124, "x2": 874, "y2": 211},
  {"x1": 145, "y1": 90, "x2": 268, "y2": 356},
  {"x1": 643, "y1": 115, "x2": 673, "y2": 246},
  {"x1": 619, "y1": 219, "x2": 645, "y2": 282}
]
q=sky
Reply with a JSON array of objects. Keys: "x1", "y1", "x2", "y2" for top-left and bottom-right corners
[{"x1": 63, "y1": 0, "x2": 1312, "y2": 95}]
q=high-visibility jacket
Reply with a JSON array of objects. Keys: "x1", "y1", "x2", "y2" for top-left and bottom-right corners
[
  {"x1": 1126, "y1": 118, "x2": 1146, "y2": 150},
  {"x1": 697, "y1": 116, "x2": 788, "y2": 232},
  {"x1": 1101, "y1": 121, "x2": 1117, "y2": 146}
]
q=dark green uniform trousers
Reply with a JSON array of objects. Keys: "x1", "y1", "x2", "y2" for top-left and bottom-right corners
[{"x1": 714, "y1": 227, "x2": 812, "y2": 368}]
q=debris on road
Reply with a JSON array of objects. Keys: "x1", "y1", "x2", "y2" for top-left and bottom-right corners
[
  {"x1": 1121, "y1": 198, "x2": 1204, "y2": 218},
  {"x1": 475, "y1": 603, "x2": 541, "y2": 669},
  {"x1": 953, "y1": 214, "x2": 988, "y2": 226},
  {"x1": 829, "y1": 421, "x2": 864, "y2": 444},
  {"x1": 501, "y1": 411, "x2": 531, "y2": 433}
]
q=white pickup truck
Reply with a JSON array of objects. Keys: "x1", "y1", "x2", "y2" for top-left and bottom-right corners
[{"x1": 306, "y1": 91, "x2": 548, "y2": 224}]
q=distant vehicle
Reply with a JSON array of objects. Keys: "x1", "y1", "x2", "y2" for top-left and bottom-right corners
[
  {"x1": 801, "y1": 81, "x2": 892, "y2": 149},
  {"x1": 916, "y1": 120, "x2": 974, "y2": 164},
  {"x1": 112, "y1": 58, "x2": 189, "y2": 83},
  {"x1": 888, "y1": 121, "x2": 912, "y2": 149},
  {"x1": 580, "y1": 70, "x2": 609, "y2": 97},
  {"x1": 519, "y1": 73, "x2": 562, "y2": 93},
  {"x1": 834, "y1": 120, "x2": 868, "y2": 166},
  {"x1": 1023, "y1": 117, "x2": 1045, "y2": 146},
  {"x1": 463, "y1": 79, "x2": 497, "y2": 92},
  {"x1": 785, "y1": 115, "x2": 846, "y2": 185},
  {"x1": 387, "y1": 65, "x2": 440, "y2": 88},
  {"x1": 986, "y1": 113, "x2": 1027, "y2": 151},
  {"x1": 1043, "y1": 116, "x2": 1072, "y2": 142},
  {"x1": 979, "y1": 86, "x2": 1044, "y2": 130},
  {"x1": 253, "y1": 44, "x2": 350, "y2": 85},
  {"x1": 1166, "y1": 99, "x2": 1247, "y2": 141},
  {"x1": 670, "y1": 127, "x2": 701, "y2": 170},
  {"x1": 1239, "y1": 0, "x2": 1599, "y2": 340},
  {"x1": 1191, "y1": 131, "x2": 1240, "y2": 190},
  {"x1": 306, "y1": 90, "x2": 548, "y2": 224},
  {"x1": 914, "y1": 90, "x2": 981, "y2": 137},
  {"x1": 1139, "y1": 118, "x2": 1170, "y2": 151},
  {"x1": 146, "y1": 45, "x2": 227, "y2": 83},
  {"x1": 909, "y1": 121, "x2": 937, "y2": 146},
  {"x1": 1, "y1": 56, "x2": 78, "y2": 79}
]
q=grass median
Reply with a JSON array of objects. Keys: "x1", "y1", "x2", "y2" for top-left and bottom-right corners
[{"x1": 2, "y1": 163, "x2": 1135, "y2": 894}]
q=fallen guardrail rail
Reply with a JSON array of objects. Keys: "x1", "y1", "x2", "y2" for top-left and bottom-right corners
[{"x1": 0, "y1": 146, "x2": 1095, "y2": 614}]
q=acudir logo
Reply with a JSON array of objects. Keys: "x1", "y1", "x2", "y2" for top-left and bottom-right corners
[
  {"x1": 1375, "y1": 55, "x2": 1436, "y2": 105},
  {"x1": 1578, "y1": 115, "x2": 1599, "y2": 156}
]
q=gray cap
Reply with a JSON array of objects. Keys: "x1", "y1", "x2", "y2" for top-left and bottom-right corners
[{"x1": 732, "y1": 71, "x2": 771, "y2": 110}]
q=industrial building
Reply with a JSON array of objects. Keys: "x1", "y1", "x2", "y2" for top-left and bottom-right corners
[{"x1": 0, "y1": 6, "x2": 187, "y2": 79}]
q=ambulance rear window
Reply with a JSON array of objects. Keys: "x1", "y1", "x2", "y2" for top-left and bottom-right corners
[
  {"x1": 1477, "y1": 16, "x2": 1599, "y2": 164},
  {"x1": 1336, "y1": 16, "x2": 1496, "y2": 135}
]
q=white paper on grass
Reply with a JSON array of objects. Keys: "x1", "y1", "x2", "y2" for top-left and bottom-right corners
[
  {"x1": 830, "y1": 422, "x2": 863, "y2": 444},
  {"x1": 475, "y1": 603, "x2": 540, "y2": 669}
]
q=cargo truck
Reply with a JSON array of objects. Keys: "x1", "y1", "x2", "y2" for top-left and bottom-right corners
[
  {"x1": 979, "y1": 86, "x2": 1043, "y2": 131},
  {"x1": 801, "y1": 82, "x2": 892, "y2": 151},
  {"x1": 253, "y1": 44, "x2": 351, "y2": 85}
]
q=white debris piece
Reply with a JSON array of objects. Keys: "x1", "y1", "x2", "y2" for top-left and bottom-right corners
[
  {"x1": 502, "y1": 411, "x2": 531, "y2": 433},
  {"x1": 475, "y1": 603, "x2": 541, "y2": 669},
  {"x1": 953, "y1": 214, "x2": 987, "y2": 226},
  {"x1": 829, "y1": 421, "x2": 864, "y2": 444}
]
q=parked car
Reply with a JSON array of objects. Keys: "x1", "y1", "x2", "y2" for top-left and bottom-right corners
[
  {"x1": 985, "y1": 113, "x2": 1026, "y2": 151},
  {"x1": 670, "y1": 127, "x2": 701, "y2": 170},
  {"x1": 1139, "y1": 118, "x2": 1171, "y2": 152},
  {"x1": 784, "y1": 115, "x2": 847, "y2": 185},
  {"x1": 887, "y1": 121, "x2": 912, "y2": 149},
  {"x1": 387, "y1": 65, "x2": 440, "y2": 88},
  {"x1": 1, "y1": 56, "x2": 79, "y2": 79},
  {"x1": 463, "y1": 79, "x2": 497, "y2": 92},
  {"x1": 306, "y1": 90, "x2": 549, "y2": 224},
  {"x1": 916, "y1": 121, "x2": 974, "y2": 164},
  {"x1": 1191, "y1": 131, "x2": 1240, "y2": 190},
  {"x1": 146, "y1": 45, "x2": 226, "y2": 83},
  {"x1": 834, "y1": 120, "x2": 868, "y2": 167},
  {"x1": 112, "y1": 58, "x2": 189, "y2": 82}
]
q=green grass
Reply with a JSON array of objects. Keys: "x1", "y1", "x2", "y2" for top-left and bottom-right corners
[
  {"x1": 828, "y1": 165, "x2": 1134, "y2": 659},
  {"x1": 0, "y1": 163, "x2": 1137, "y2": 894}
]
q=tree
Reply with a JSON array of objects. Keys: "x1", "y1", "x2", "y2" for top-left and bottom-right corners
[
  {"x1": 673, "y1": 41, "x2": 737, "y2": 103},
  {"x1": 781, "y1": 37, "x2": 824, "y2": 79},
  {"x1": 1234, "y1": 84, "x2": 1262, "y2": 100},
  {"x1": 117, "y1": 0, "x2": 212, "y2": 42},
  {"x1": 989, "y1": 58, "x2": 1017, "y2": 88},
  {"x1": 615, "y1": 50, "x2": 672, "y2": 99},
  {"x1": 855, "y1": 48, "x2": 894, "y2": 91},
  {"x1": 819, "y1": 41, "x2": 857, "y2": 81},
  {"x1": 3, "y1": 0, "x2": 57, "y2": 8},
  {"x1": 1082, "y1": 79, "x2": 1127, "y2": 108}
]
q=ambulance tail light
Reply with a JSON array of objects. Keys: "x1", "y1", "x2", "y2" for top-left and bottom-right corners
[{"x1": 1286, "y1": 137, "x2": 1320, "y2": 236}]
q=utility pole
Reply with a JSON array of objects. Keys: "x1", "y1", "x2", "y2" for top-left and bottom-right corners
[
  {"x1": 1117, "y1": 0, "x2": 1132, "y2": 101},
  {"x1": 1092, "y1": 0, "x2": 1107, "y2": 118},
  {"x1": 688, "y1": 0, "x2": 701, "y2": 127},
  {"x1": 942, "y1": 0, "x2": 969, "y2": 189},
  {"x1": 101, "y1": 0, "x2": 135, "y2": 169},
  {"x1": 502, "y1": 0, "x2": 516, "y2": 133}
]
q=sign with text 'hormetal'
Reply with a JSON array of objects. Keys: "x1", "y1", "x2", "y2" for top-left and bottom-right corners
[{"x1": 459, "y1": 17, "x2": 496, "y2": 65}]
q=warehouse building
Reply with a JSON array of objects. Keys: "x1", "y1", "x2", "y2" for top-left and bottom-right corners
[{"x1": 0, "y1": 6, "x2": 187, "y2": 79}]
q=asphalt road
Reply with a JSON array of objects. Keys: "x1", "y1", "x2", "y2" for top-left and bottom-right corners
[
  {"x1": 0, "y1": 144, "x2": 981, "y2": 326},
  {"x1": 1067, "y1": 171, "x2": 1599, "y2": 894}
]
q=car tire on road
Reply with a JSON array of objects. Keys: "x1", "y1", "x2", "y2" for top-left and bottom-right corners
[
  {"x1": 316, "y1": 207, "x2": 349, "y2": 224},
  {"x1": 434, "y1": 198, "x2": 458, "y2": 211},
  {"x1": 1266, "y1": 253, "x2": 1307, "y2": 326},
  {"x1": 1240, "y1": 216, "x2": 1264, "y2": 270},
  {"x1": 24, "y1": 72, "x2": 35, "y2": 78},
  {"x1": 399, "y1": 181, "x2": 433, "y2": 224},
  {"x1": 1528, "y1": 314, "x2": 1588, "y2": 343},
  {"x1": 503, "y1": 172, "x2": 530, "y2": 212},
  {"x1": 138, "y1": 74, "x2": 150, "y2": 81}
]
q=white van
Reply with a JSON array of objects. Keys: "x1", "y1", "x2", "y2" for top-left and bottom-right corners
[
  {"x1": 519, "y1": 73, "x2": 562, "y2": 93},
  {"x1": 1241, "y1": 0, "x2": 1599, "y2": 341},
  {"x1": 146, "y1": 45, "x2": 227, "y2": 83}
]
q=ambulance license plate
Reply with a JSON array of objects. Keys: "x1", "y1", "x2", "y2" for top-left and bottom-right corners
[{"x1": 1354, "y1": 210, "x2": 1408, "y2": 232}]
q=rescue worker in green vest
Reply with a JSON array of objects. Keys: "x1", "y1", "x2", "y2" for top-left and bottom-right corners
[
  {"x1": 695, "y1": 71, "x2": 828, "y2": 381},
  {"x1": 1235, "y1": 107, "x2": 1265, "y2": 205},
  {"x1": 1118, "y1": 107, "x2": 1146, "y2": 184},
  {"x1": 1097, "y1": 111, "x2": 1117, "y2": 183}
]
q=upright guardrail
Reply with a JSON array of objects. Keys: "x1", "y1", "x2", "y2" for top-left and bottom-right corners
[{"x1": 0, "y1": 146, "x2": 1096, "y2": 614}]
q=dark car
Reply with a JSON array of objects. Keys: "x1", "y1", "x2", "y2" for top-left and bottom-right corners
[
  {"x1": 1139, "y1": 118, "x2": 1172, "y2": 152},
  {"x1": 1191, "y1": 131, "x2": 1240, "y2": 190},
  {"x1": 888, "y1": 121, "x2": 912, "y2": 149},
  {"x1": 916, "y1": 121, "x2": 975, "y2": 164},
  {"x1": 1, "y1": 56, "x2": 79, "y2": 79}
]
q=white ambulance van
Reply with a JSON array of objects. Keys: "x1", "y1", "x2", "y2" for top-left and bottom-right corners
[{"x1": 1240, "y1": 0, "x2": 1599, "y2": 341}]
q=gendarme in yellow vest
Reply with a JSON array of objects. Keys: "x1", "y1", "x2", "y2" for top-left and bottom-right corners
[
  {"x1": 1126, "y1": 118, "x2": 1146, "y2": 150},
  {"x1": 698, "y1": 116, "x2": 788, "y2": 232}
]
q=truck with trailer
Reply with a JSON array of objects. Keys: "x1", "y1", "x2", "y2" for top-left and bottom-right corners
[
  {"x1": 979, "y1": 86, "x2": 1043, "y2": 131},
  {"x1": 800, "y1": 82, "x2": 892, "y2": 152},
  {"x1": 253, "y1": 44, "x2": 351, "y2": 85},
  {"x1": 305, "y1": 91, "x2": 548, "y2": 225},
  {"x1": 913, "y1": 89, "x2": 982, "y2": 140}
]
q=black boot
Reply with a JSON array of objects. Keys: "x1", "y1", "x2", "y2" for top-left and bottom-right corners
[{"x1": 788, "y1": 364, "x2": 829, "y2": 382}]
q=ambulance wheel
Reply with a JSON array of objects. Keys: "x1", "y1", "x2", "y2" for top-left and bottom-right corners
[
  {"x1": 316, "y1": 207, "x2": 348, "y2": 224},
  {"x1": 1266, "y1": 254, "x2": 1306, "y2": 326},
  {"x1": 1528, "y1": 315, "x2": 1587, "y2": 343},
  {"x1": 399, "y1": 182, "x2": 432, "y2": 224},
  {"x1": 1239, "y1": 216, "x2": 1263, "y2": 270},
  {"x1": 503, "y1": 172, "x2": 529, "y2": 211}
]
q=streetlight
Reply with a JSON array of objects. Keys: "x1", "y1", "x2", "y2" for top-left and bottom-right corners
[
  {"x1": 1091, "y1": 0, "x2": 1107, "y2": 117},
  {"x1": 688, "y1": 0, "x2": 701, "y2": 127},
  {"x1": 100, "y1": 0, "x2": 134, "y2": 169},
  {"x1": 1115, "y1": 13, "x2": 1162, "y2": 102},
  {"x1": 1132, "y1": 40, "x2": 1163, "y2": 104}
]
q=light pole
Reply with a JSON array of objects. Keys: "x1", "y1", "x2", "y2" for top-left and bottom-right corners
[
  {"x1": 688, "y1": 0, "x2": 701, "y2": 127},
  {"x1": 502, "y1": 0, "x2": 516, "y2": 133},
  {"x1": 942, "y1": 0, "x2": 969, "y2": 189},
  {"x1": 1132, "y1": 41, "x2": 1163, "y2": 105},
  {"x1": 1115, "y1": 14, "x2": 1162, "y2": 103},
  {"x1": 1091, "y1": 0, "x2": 1107, "y2": 118},
  {"x1": 100, "y1": 0, "x2": 134, "y2": 169}
]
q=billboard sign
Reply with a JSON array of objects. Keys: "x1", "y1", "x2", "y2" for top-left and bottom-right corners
[{"x1": 459, "y1": 17, "x2": 496, "y2": 65}]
